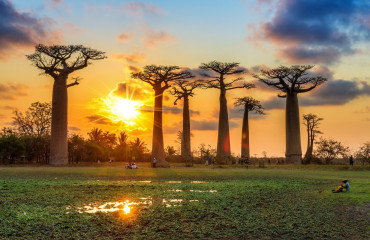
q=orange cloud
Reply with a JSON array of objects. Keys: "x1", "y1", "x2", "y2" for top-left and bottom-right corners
[
  {"x1": 110, "y1": 53, "x2": 146, "y2": 63},
  {"x1": 116, "y1": 31, "x2": 134, "y2": 43},
  {"x1": 143, "y1": 27, "x2": 177, "y2": 48},
  {"x1": 0, "y1": 82, "x2": 29, "y2": 100}
]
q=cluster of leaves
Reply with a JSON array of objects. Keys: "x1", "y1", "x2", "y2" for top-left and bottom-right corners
[
  {"x1": 355, "y1": 142, "x2": 370, "y2": 165},
  {"x1": 68, "y1": 129, "x2": 148, "y2": 163}
]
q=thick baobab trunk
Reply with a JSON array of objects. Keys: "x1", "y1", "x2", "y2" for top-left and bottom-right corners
[
  {"x1": 285, "y1": 93, "x2": 302, "y2": 164},
  {"x1": 50, "y1": 76, "x2": 68, "y2": 165},
  {"x1": 217, "y1": 90, "x2": 231, "y2": 164},
  {"x1": 241, "y1": 105, "x2": 250, "y2": 158},
  {"x1": 182, "y1": 96, "x2": 192, "y2": 166},
  {"x1": 152, "y1": 90, "x2": 169, "y2": 167}
]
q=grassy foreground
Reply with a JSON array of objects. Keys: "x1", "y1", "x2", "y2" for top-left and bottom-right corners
[{"x1": 0, "y1": 164, "x2": 369, "y2": 240}]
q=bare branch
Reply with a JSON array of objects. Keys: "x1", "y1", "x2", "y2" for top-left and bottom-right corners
[{"x1": 67, "y1": 77, "x2": 82, "y2": 88}]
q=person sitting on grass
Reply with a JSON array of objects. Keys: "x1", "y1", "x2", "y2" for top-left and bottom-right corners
[
  {"x1": 131, "y1": 163, "x2": 137, "y2": 169},
  {"x1": 332, "y1": 180, "x2": 350, "y2": 193}
]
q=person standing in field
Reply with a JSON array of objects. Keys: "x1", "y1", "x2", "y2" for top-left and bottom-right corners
[
  {"x1": 153, "y1": 157, "x2": 157, "y2": 168},
  {"x1": 350, "y1": 155, "x2": 354, "y2": 166},
  {"x1": 212, "y1": 156, "x2": 216, "y2": 169},
  {"x1": 235, "y1": 155, "x2": 239, "y2": 165}
]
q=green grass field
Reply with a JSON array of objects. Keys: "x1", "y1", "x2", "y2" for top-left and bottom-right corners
[{"x1": 0, "y1": 164, "x2": 369, "y2": 240}]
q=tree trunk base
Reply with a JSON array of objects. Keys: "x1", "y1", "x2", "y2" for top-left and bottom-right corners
[
  {"x1": 156, "y1": 160, "x2": 170, "y2": 168},
  {"x1": 286, "y1": 154, "x2": 302, "y2": 164}
]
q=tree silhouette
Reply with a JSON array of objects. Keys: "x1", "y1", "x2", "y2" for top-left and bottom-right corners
[
  {"x1": 234, "y1": 97, "x2": 264, "y2": 159},
  {"x1": 254, "y1": 65, "x2": 326, "y2": 164},
  {"x1": 131, "y1": 65, "x2": 192, "y2": 167},
  {"x1": 302, "y1": 113, "x2": 323, "y2": 164},
  {"x1": 170, "y1": 79, "x2": 202, "y2": 166},
  {"x1": 13, "y1": 102, "x2": 51, "y2": 136},
  {"x1": 200, "y1": 61, "x2": 254, "y2": 164},
  {"x1": 315, "y1": 138, "x2": 349, "y2": 164},
  {"x1": 27, "y1": 45, "x2": 106, "y2": 165}
]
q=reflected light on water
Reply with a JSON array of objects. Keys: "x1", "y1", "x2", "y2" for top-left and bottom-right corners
[{"x1": 123, "y1": 204, "x2": 131, "y2": 214}]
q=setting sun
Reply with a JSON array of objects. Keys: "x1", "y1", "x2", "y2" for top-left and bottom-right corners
[{"x1": 102, "y1": 96, "x2": 143, "y2": 125}]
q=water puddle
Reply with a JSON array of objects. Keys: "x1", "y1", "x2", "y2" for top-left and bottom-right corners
[
  {"x1": 167, "y1": 189, "x2": 217, "y2": 193},
  {"x1": 165, "y1": 181, "x2": 182, "y2": 183},
  {"x1": 112, "y1": 180, "x2": 152, "y2": 183},
  {"x1": 191, "y1": 181, "x2": 207, "y2": 184},
  {"x1": 189, "y1": 190, "x2": 217, "y2": 193},
  {"x1": 72, "y1": 195, "x2": 206, "y2": 213},
  {"x1": 76, "y1": 200, "x2": 143, "y2": 214}
]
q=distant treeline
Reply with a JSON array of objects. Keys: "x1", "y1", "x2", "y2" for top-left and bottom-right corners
[{"x1": 1, "y1": 101, "x2": 368, "y2": 165}]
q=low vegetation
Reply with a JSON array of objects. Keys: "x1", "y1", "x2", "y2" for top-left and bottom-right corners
[{"x1": 0, "y1": 165, "x2": 368, "y2": 239}]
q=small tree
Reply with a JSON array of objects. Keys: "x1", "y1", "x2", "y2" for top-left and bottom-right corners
[
  {"x1": 234, "y1": 97, "x2": 264, "y2": 159},
  {"x1": 315, "y1": 138, "x2": 349, "y2": 164},
  {"x1": 12, "y1": 102, "x2": 52, "y2": 163},
  {"x1": 130, "y1": 137, "x2": 148, "y2": 161},
  {"x1": 170, "y1": 79, "x2": 202, "y2": 166},
  {"x1": 27, "y1": 45, "x2": 106, "y2": 165},
  {"x1": 132, "y1": 65, "x2": 192, "y2": 167},
  {"x1": 165, "y1": 145, "x2": 177, "y2": 156},
  {"x1": 355, "y1": 142, "x2": 370, "y2": 165},
  {"x1": 13, "y1": 102, "x2": 52, "y2": 136},
  {"x1": 0, "y1": 128, "x2": 24, "y2": 164},
  {"x1": 114, "y1": 132, "x2": 129, "y2": 162},
  {"x1": 200, "y1": 61, "x2": 254, "y2": 164},
  {"x1": 302, "y1": 113, "x2": 323, "y2": 164},
  {"x1": 68, "y1": 134, "x2": 85, "y2": 164},
  {"x1": 87, "y1": 128, "x2": 116, "y2": 161},
  {"x1": 254, "y1": 65, "x2": 327, "y2": 164}
]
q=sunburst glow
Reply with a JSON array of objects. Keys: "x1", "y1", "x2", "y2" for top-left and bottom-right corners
[{"x1": 102, "y1": 95, "x2": 143, "y2": 125}]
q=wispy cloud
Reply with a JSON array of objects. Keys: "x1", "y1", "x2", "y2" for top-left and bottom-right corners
[
  {"x1": 110, "y1": 53, "x2": 146, "y2": 63},
  {"x1": 116, "y1": 31, "x2": 134, "y2": 43},
  {"x1": 111, "y1": 82, "x2": 152, "y2": 101},
  {"x1": 143, "y1": 26, "x2": 177, "y2": 48},
  {"x1": 123, "y1": 2, "x2": 165, "y2": 15},
  {"x1": 0, "y1": 82, "x2": 29, "y2": 100}
]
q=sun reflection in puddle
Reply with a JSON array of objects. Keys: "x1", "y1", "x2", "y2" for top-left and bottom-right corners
[
  {"x1": 73, "y1": 195, "x2": 210, "y2": 213},
  {"x1": 112, "y1": 180, "x2": 152, "y2": 183},
  {"x1": 165, "y1": 181, "x2": 182, "y2": 183},
  {"x1": 167, "y1": 189, "x2": 217, "y2": 193},
  {"x1": 191, "y1": 181, "x2": 207, "y2": 184},
  {"x1": 78, "y1": 200, "x2": 140, "y2": 214}
]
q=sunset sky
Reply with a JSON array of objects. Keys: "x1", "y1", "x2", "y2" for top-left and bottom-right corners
[{"x1": 0, "y1": 0, "x2": 369, "y2": 157}]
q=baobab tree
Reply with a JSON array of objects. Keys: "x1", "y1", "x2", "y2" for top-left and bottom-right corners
[
  {"x1": 302, "y1": 113, "x2": 323, "y2": 164},
  {"x1": 131, "y1": 65, "x2": 192, "y2": 167},
  {"x1": 200, "y1": 61, "x2": 254, "y2": 164},
  {"x1": 27, "y1": 45, "x2": 106, "y2": 165},
  {"x1": 254, "y1": 65, "x2": 326, "y2": 164},
  {"x1": 234, "y1": 97, "x2": 264, "y2": 159},
  {"x1": 170, "y1": 79, "x2": 202, "y2": 166}
]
